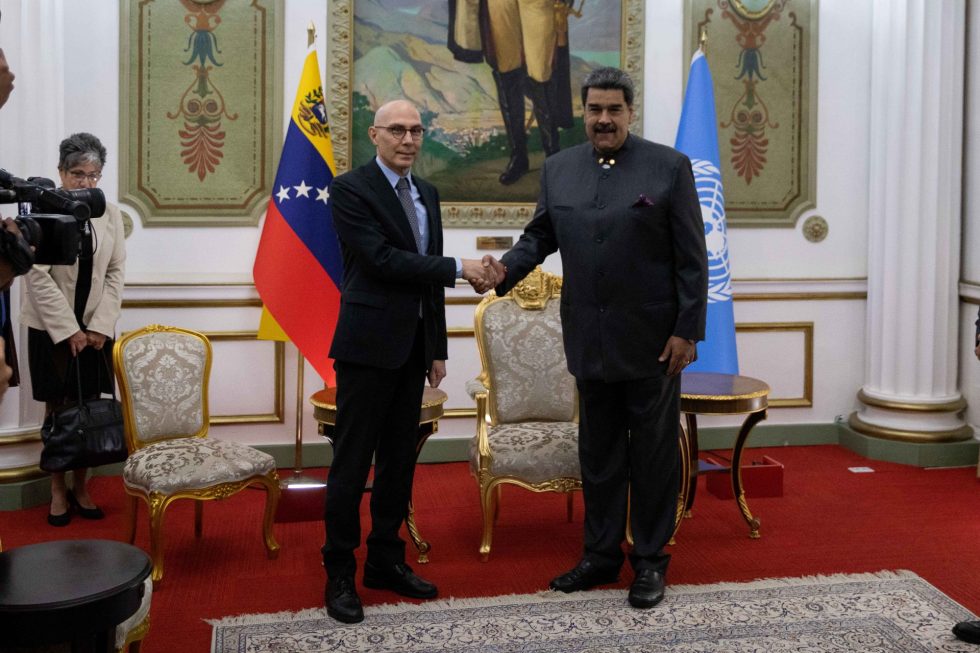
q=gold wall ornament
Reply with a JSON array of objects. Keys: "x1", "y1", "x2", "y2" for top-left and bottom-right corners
[
  {"x1": 730, "y1": 0, "x2": 779, "y2": 20},
  {"x1": 802, "y1": 215, "x2": 829, "y2": 243},
  {"x1": 476, "y1": 236, "x2": 514, "y2": 250},
  {"x1": 121, "y1": 209, "x2": 134, "y2": 239}
]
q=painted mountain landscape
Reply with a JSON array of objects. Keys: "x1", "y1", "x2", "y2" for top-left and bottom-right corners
[{"x1": 348, "y1": 0, "x2": 623, "y2": 202}]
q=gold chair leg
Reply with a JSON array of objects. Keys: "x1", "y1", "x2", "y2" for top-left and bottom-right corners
[
  {"x1": 478, "y1": 479, "x2": 497, "y2": 562},
  {"x1": 492, "y1": 484, "x2": 502, "y2": 524},
  {"x1": 148, "y1": 495, "x2": 166, "y2": 583},
  {"x1": 194, "y1": 501, "x2": 203, "y2": 538},
  {"x1": 257, "y1": 472, "x2": 281, "y2": 559}
]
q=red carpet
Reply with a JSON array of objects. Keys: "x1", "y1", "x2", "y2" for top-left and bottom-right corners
[{"x1": 1, "y1": 444, "x2": 978, "y2": 652}]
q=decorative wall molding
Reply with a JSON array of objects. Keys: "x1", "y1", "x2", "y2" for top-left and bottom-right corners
[{"x1": 736, "y1": 321, "x2": 813, "y2": 407}]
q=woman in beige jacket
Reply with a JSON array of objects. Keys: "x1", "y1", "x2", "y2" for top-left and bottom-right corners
[{"x1": 21, "y1": 132, "x2": 126, "y2": 526}]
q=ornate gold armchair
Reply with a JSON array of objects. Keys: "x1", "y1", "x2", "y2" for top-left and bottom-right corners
[
  {"x1": 467, "y1": 268, "x2": 580, "y2": 561},
  {"x1": 113, "y1": 325, "x2": 280, "y2": 583}
]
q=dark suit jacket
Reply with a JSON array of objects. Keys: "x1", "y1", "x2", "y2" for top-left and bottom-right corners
[
  {"x1": 498, "y1": 134, "x2": 708, "y2": 382},
  {"x1": 328, "y1": 160, "x2": 456, "y2": 370}
]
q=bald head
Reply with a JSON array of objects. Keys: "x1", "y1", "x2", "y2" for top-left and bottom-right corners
[
  {"x1": 369, "y1": 100, "x2": 424, "y2": 176},
  {"x1": 374, "y1": 100, "x2": 420, "y2": 126}
]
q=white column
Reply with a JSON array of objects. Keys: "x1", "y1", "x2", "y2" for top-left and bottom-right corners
[{"x1": 850, "y1": 0, "x2": 971, "y2": 442}]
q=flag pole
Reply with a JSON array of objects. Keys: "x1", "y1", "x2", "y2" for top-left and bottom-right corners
[
  {"x1": 291, "y1": 348, "x2": 308, "y2": 475},
  {"x1": 274, "y1": 20, "x2": 329, "y2": 521}
]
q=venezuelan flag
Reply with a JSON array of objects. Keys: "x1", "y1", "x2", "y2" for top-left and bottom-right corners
[{"x1": 253, "y1": 46, "x2": 342, "y2": 384}]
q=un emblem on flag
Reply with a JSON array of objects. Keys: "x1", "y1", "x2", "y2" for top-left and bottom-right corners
[{"x1": 692, "y1": 159, "x2": 732, "y2": 303}]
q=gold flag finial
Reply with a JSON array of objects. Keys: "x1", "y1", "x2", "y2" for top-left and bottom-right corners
[
  {"x1": 307, "y1": 21, "x2": 316, "y2": 47},
  {"x1": 699, "y1": 26, "x2": 708, "y2": 53}
]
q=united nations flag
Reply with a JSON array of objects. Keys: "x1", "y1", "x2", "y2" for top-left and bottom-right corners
[{"x1": 675, "y1": 49, "x2": 738, "y2": 374}]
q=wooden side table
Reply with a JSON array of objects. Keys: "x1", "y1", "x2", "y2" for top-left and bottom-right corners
[
  {"x1": 310, "y1": 386, "x2": 448, "y2": 563},
  {"x1": 0, "y1": 539, "x2": 151, "y2": 651},
  {"x1": 680, "y1": 372, "x2": 770, "y2": 538}
]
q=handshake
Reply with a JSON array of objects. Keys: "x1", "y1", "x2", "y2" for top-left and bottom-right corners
[{"x1": 461, "y1": 255, "x2": 507, "y2": 294}]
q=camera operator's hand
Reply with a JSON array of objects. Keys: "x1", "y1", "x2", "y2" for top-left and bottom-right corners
[
  {"x1": 0, "y1": 48, "x2": 14, "y2": 110},
  {"x1": 68, "y1": 330, "x2": 88, "y2": 357},
  {"x1": 86, "y1": 331, "x2": 107, "y2": 351},
  {"x1": 0, "y1": 218, "x2": 26, "y2": 290}
]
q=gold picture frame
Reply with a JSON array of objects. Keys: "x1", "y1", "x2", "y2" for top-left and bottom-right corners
[{"x1": 327, "y1": 0, "x2": 646, "y2": 228}]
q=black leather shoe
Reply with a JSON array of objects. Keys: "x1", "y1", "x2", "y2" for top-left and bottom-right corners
[
  {"x1": 953, "y1": 620, "x2": 980, "y2": 644},
  {"x1": 363, "y1": 562, "x2": 437, "y2": 599},
  {"x1": 628, "y1": 569, "x2": 666, "y2": 609},
  {"x1": 549, "y1": 559, "x2": 619, "y2": 593},
  {"x1": 326, "y1": 576, "x2": 363, "y2": 624},
  {"x1": 67, "y1": 490, "x2": 105, "y2": 520},
  {"x1": 47, "y1": 510, "x2": 71, "y2": 527}
]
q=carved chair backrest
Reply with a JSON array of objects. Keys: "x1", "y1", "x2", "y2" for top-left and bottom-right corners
[
  {"x1": 114, "y1": 325, "x2": 211, "y2": 450},
  {"x1": 474, "y1": 268, "x2": 577, "y2": 426}
]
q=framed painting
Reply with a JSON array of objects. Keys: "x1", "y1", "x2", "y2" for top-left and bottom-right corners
[
  {"x1": 327, "y1": 0, "x2": 646, "y2": 228},
  {"x1": 684, "y1": 0, "x2": 818, "y2": 227},
  {"x1": 119, "y1": 0, "x2": 283, "y2": 227}
]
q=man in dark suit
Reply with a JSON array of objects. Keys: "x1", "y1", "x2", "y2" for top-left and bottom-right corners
[
  {"x1": 323, "y1": 99, "x2": 496, "y2": 624},
  {"x1": 952, "y1": 308, "x2": 980, "y2": 644},
  {"x1": 486, "y1": 67, "x2": 708, "y2": 609}
]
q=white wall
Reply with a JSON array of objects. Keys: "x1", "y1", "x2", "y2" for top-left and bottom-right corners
[{"x1": 1, "y1": 0, "x2": 970, "y2": 455}]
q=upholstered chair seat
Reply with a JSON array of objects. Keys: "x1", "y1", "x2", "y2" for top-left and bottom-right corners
[
  {"x1": 468, "y1": 421, "x2": 579, "y2": 485},
  {"x1": 114, "y1": 325, "x2": 280, "y2": 583},
  {"x1": 124, "y1": 439, "x2": 277, "y2": 495},
  {"x1": 469, "y1": 268, "x2": 581, "y2": 560}
]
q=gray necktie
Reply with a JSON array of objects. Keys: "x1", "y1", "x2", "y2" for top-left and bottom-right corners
[{"x1": 396, "y1": 176, "x2": 424, "y2": 254}]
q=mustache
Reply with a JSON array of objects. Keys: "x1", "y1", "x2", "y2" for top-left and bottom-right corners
[{"x1": 593, "y1": 124, "x2": 617, "y2": 133}]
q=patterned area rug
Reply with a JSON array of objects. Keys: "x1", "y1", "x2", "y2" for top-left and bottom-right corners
[{"x1": 210, "y1": 571, "x2": 978, "y2": 652}]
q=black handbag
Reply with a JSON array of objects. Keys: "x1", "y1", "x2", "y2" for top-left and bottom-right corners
[{"x1": 39, "y1": 354, "x2": 128, "y2": 472}]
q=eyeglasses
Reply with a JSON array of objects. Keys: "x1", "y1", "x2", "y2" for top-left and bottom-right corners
[
  {"x1": 374, "y1": 125, "x2": 425, "y2": 140},
  {"x1": 67, "y1": 170, "x2": 102, "y2": 182}
]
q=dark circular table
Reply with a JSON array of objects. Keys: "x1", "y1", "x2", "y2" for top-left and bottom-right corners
[
  {"x1": 680, "y1": 372, "x2": 770, "y2": 538},
  {"x1": 0, "y1": 539, "x2": 151, "y2": 651}
]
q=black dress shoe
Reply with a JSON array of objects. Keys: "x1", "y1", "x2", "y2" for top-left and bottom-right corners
[
  {"x1": 47, "y1": 510, "x2": 71, "y2": 527},
  {"x1": 628, "y1": 569, "x2": 666, "y2": 609},
  {"x1": 953, "y1": 620, "x2": 980, "y2": 644},
  {"x1": 363, "y1": 562, "x2": 438, "y2": 599},
  {"x1": 67, "y1": 490, "x2": 105, "y2": 520},
  {"x1": 549, "y1": 559, "x2": 619, "y2": 593},
  {"x1": 326, "y1": 576, "x2": 363, "y2": 624}
]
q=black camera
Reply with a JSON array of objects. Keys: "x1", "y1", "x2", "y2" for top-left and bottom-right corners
[{"x1": 0, "y1": 168, "x2": 106, "y2": 274}]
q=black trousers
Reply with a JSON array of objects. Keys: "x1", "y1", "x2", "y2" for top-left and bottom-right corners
[
  {"x1": 576, "y1": 373, "x2": 680, "y2": 574},
  {"x1": 322, "y1": 322, "x2": 426, "y2": 577}
]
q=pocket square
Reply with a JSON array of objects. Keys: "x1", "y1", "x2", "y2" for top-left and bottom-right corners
[{"x1": 631, "y1": 194, "x2": 654, "y2": 208}]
